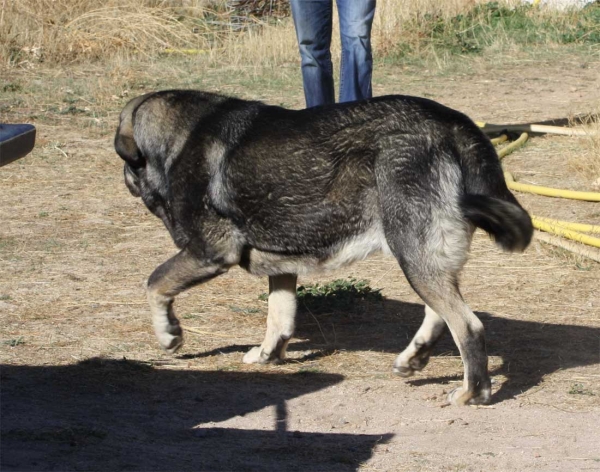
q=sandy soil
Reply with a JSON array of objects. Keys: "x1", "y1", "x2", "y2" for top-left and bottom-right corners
[{"x1": 1, "y1": 52, "x2": 599, "y2": 471}]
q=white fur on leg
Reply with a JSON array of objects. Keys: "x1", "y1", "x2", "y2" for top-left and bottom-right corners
[
  {"x1": 147, "y1": 289, "x2": 183, "y2": 353},
  {"x1": 394, "y1": 305, "x2": 445, "y2": 376},
  {"x1": 242, "y1": 345, "x2": 270, "y2": 364},
  {"x1": 243, "y1": 275, "x2": 297, "y2": 364}
]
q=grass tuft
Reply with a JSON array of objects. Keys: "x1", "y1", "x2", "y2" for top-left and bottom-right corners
[
  {"x1": 568, "y1": 383, "x2": 596, "y2": 396},
  {"x1": 258, "y1": 278, "x2": 383, "y2": 313},
  {"x1": 1, "y1": 337, "x2": 25, "y2": 347},
  {"x1": 297, "y1": 278, "x2": 383, "y2": 313}
]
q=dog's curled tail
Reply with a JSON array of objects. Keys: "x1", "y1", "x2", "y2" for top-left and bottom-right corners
[{"x1": 461, "y1": 194, "x2": 533, "y2": 252}]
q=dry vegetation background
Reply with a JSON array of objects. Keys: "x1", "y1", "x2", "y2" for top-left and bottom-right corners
[
  {"x1": 3, "y1": 0, "x2": 599, "y2": 64},
  {"x1": 1, "y1": 0, "x2": 600, "y2": 471},
  {"x1": 4, "y1": 0, "x2": 473, "y2": 62}
]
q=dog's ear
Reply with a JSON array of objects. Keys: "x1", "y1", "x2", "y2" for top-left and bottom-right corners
[{"x1": 114, "y1": 94, "x2": 151, "y2": 168}]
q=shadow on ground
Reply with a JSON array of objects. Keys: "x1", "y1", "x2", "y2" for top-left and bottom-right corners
[
  {"x1": 194, "y1": 297, "x2": 600, "y2": 404},
  {"x1": 1, "y1": 359, "x2": 391, "y2": 471}
]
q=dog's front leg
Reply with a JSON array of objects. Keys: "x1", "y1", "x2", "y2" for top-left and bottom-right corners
[
  {"x1": 394, "y1": 305, "x2": 447, "y2": 377},
  {"x1": 147, "y1": 248, "x2": 227, "y2": 353},
  {"x1": 243, "y1": 274, "x2": 297, "y2": 364}
]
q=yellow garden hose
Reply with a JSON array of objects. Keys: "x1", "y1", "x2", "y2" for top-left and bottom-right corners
[
  {"x1": 497, "y1": 132, "x2": 529, "y2": 159},
  {"x1": 490, "y1": 134, "x2": 508, "y2": 146},
  {"x1": 504, "y1": 172, "x2": 600, "y2": 202},
  {"x1": 533, "y1": 216, "x2": 600, "y2": 234},
  {"x1": 478, "y1": 120, "x2": 600, "y2": 260},
  {"x1": 531, "y1": 217, "x2": 600, "y2": 248}
]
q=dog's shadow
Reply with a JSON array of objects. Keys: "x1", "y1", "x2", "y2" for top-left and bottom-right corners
[{"x1": 190, "y1": 294, "x2": 600, "y2": 404}]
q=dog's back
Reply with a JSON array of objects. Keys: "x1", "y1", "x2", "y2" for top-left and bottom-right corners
[{"x1": 116, "y1": 91, "x2": 532, "y2": 268}]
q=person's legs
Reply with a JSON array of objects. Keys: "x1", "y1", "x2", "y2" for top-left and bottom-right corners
[
  {"x1": 337, "y1": 0, "x2": 376, "y2": 103},
  {"x1": 290, "y1": 0, "x2": 335, "y2": 107}
]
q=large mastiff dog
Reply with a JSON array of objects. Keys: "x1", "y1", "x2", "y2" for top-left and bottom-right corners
[{"x1": 115, "y1": 90, "x2": 533, "y2": 406}]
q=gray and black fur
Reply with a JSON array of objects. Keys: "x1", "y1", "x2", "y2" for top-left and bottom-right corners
[{"x1": 115, "y1": 90, "x2": 533, "y2": 406}]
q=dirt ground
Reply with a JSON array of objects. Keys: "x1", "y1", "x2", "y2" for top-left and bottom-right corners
[{"x1": 1, "y1": 50, "x2": 600, "y2": 471}]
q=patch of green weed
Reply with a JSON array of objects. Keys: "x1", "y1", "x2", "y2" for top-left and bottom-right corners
[
  {"x1": 297, "y1": 277, "x2": 383, "y2": 313},
  {"x1": 258, "y1": 277, "x2": 382, "y2": 313},
  {"x1": 229, "y1": 305, "x2": 261, "y2": 315},
  {"x1": 2, "y1": 83, "x2": 22, "y2": 92},
  {"x1": 569, "y1": 383, "x2": 595, "y2": 396},
  {"x1": 394, "y1": 1, "x2": 600, "y2": 60},
  {"x1": 59, "y1": 105, "x2": 89, "y2": 115},
  {"x1": 298, "y1": 367, "x2": 322, "y2": 374},
  {"x1": 1, "y1": 337, "x2": 25, "y2": 347}
]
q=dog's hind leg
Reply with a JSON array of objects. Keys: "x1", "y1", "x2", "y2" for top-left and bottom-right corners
[
  {"x1": 393, "y1": 305, "x2": 447, "y2": 377},
  {"x1": 389, "y1": 233, "x2": 491, "y2": 405},
  {"x1": 146, "y1": 248, "x2": 228, "y2": 353},
  {"x1": 377, "y1": 156, "x2": 490, "y2": 405},
  {"x1": 243, "y1": 274, "x2": 297, "y2": 364}
]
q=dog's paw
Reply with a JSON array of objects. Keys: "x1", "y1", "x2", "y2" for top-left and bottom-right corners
[
  {"x1": 156, "y1": 325, "x2": 184, "y2": 354},
  {"x1": 242, "y1": 346, "x2": 280, "y2": 364},
  {"x1": 393, "y1": 364, "x2": 415, "y2": 377},
  {"x1": 392, "y1": 353, "x2": 430, "y2": 378},
  {"x1": 447, "y1": 386, "x2": 491, "y2": 406},
  {"x1": 242, "y1": 346, "x2": 268, "y2": 364}
]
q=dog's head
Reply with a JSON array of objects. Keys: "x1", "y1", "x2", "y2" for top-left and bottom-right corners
[{"x1": 114, "y1": 92, "x2": 185, "y2": 243}]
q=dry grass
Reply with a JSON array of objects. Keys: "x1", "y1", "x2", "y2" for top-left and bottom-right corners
[
  {"x1": 1, "y1": 0, "x2": 226, "y2": 64},
  {"x1": 215, "y1": 0, "x2": 488, "y2": 67},
  {"x1": 2, "y1": 0, "x2": 598, "y2": 68},
  {"x1": 568, "y1": 114, "x2": 600, "y2": 180}
]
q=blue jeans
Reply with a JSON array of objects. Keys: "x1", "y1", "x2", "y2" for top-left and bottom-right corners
[{"x1": 291, "y1": 0, "x2": 376, "y2": 108}]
